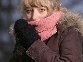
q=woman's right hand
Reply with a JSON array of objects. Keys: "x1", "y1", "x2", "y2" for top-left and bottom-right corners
[{"x1": 14, "y1": 19, "x2": 41, "y2": 49}]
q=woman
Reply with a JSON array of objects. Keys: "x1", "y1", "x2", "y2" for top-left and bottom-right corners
[{"x1": 9, "y1": 0, "x2": 83, "y2": 62}]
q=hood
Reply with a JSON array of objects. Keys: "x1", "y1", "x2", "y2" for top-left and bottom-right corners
[
  {"x1": 10, "y1": 8, "x2": 83, "y2": 36},
  {"x1": 57, "y1": 8, "x2": 83, "y2": 36}
]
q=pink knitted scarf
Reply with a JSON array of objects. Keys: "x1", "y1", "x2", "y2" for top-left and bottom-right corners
[{"x1": 28, "y1": 11, "x2": 63, "y2": 41}]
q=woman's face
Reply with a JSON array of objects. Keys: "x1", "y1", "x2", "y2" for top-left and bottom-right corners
[{"x1": 25, "y1": 7, "x2": 48, "y2": 22}]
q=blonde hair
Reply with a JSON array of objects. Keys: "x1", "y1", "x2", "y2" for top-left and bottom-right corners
[{"x1": 20, "y1": 0, "x2": 61, "y2": 18}]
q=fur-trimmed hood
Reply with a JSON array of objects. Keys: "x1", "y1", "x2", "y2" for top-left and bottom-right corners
[
  {"x1": 10, "y1": 8, "x2": 83, "y2": 36},
  {"x1": 57, "y1": 8, "x2": 83, "y2": 36}
]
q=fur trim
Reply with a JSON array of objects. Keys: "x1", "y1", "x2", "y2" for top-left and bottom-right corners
[
  {"x1": 57, "y1": 9, "x2": 83, "y2": 36},
  {"x1": 9, "y1": 23, "x2": 15, "y2": 36},
  {"x1": 10, "y1": 8, "x2": 83, "y2": 36}
]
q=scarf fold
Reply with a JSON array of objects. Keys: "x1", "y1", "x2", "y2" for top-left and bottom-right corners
[{"x1": 28, "y1": 11, "x2": 63, "y2": 41}]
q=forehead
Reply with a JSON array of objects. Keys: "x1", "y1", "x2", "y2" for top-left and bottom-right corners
[{"x1": 25, "y1": 7, "x2": 47, "y2": 10}]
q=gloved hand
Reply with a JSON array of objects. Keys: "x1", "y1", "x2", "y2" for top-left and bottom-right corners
[{"x1": 14, "y1": 19, "x2": 41, "y2": 49}]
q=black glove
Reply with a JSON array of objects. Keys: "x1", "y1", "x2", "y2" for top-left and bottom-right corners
[{"x1": 14, "y1": 19, "x2": 41, "y2": 49}]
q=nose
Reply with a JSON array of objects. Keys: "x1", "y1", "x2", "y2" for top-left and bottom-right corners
[{"x1": 32, "y1": 10, "x2": 40, "y2": 21}]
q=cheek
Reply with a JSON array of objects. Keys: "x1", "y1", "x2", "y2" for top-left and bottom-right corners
[
  {"x1": 42, "y1": 12, "x2": 48, "y2": 18},
  {"x1": 39, "y1": 12, "x2": 47, "y2": 19},
  {"x1": 26, "y1": 14, "x2": 31, "y2": 20}
]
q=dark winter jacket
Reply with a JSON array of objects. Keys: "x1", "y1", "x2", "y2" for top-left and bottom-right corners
[{"x1": 9, "y1": 8, "x2": 83, "y2": 62}]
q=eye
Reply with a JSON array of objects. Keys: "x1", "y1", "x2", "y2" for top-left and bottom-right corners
[
  {"x1": 40, "y1": 9, "x2": 46, "y2": 12},
  {"x1": 26, "y1": 9, "x2": 32, "y2": 13}
]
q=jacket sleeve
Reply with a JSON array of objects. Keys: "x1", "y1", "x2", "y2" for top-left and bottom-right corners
[
  {"x1": 9, "y1": 41, "x2": 36, "y2": 62},
  {"x1": 26, "y1": 27, "x2": 83, "y2": 62},
  {"x1": 9, "y1": 41, "x2": 28, "y2": 62}
]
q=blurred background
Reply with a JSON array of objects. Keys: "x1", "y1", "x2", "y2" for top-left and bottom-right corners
[{"x1": 0, "y1": 0, "x2": 83, "y2": 62}]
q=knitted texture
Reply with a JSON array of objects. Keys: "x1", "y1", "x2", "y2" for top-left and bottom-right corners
[
  {"x1": 14, "y1": 19, "x2": 41, "y2": 49},
  {"x1": 28, "y1": 11, "x2": 63, "y2": 41}
]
